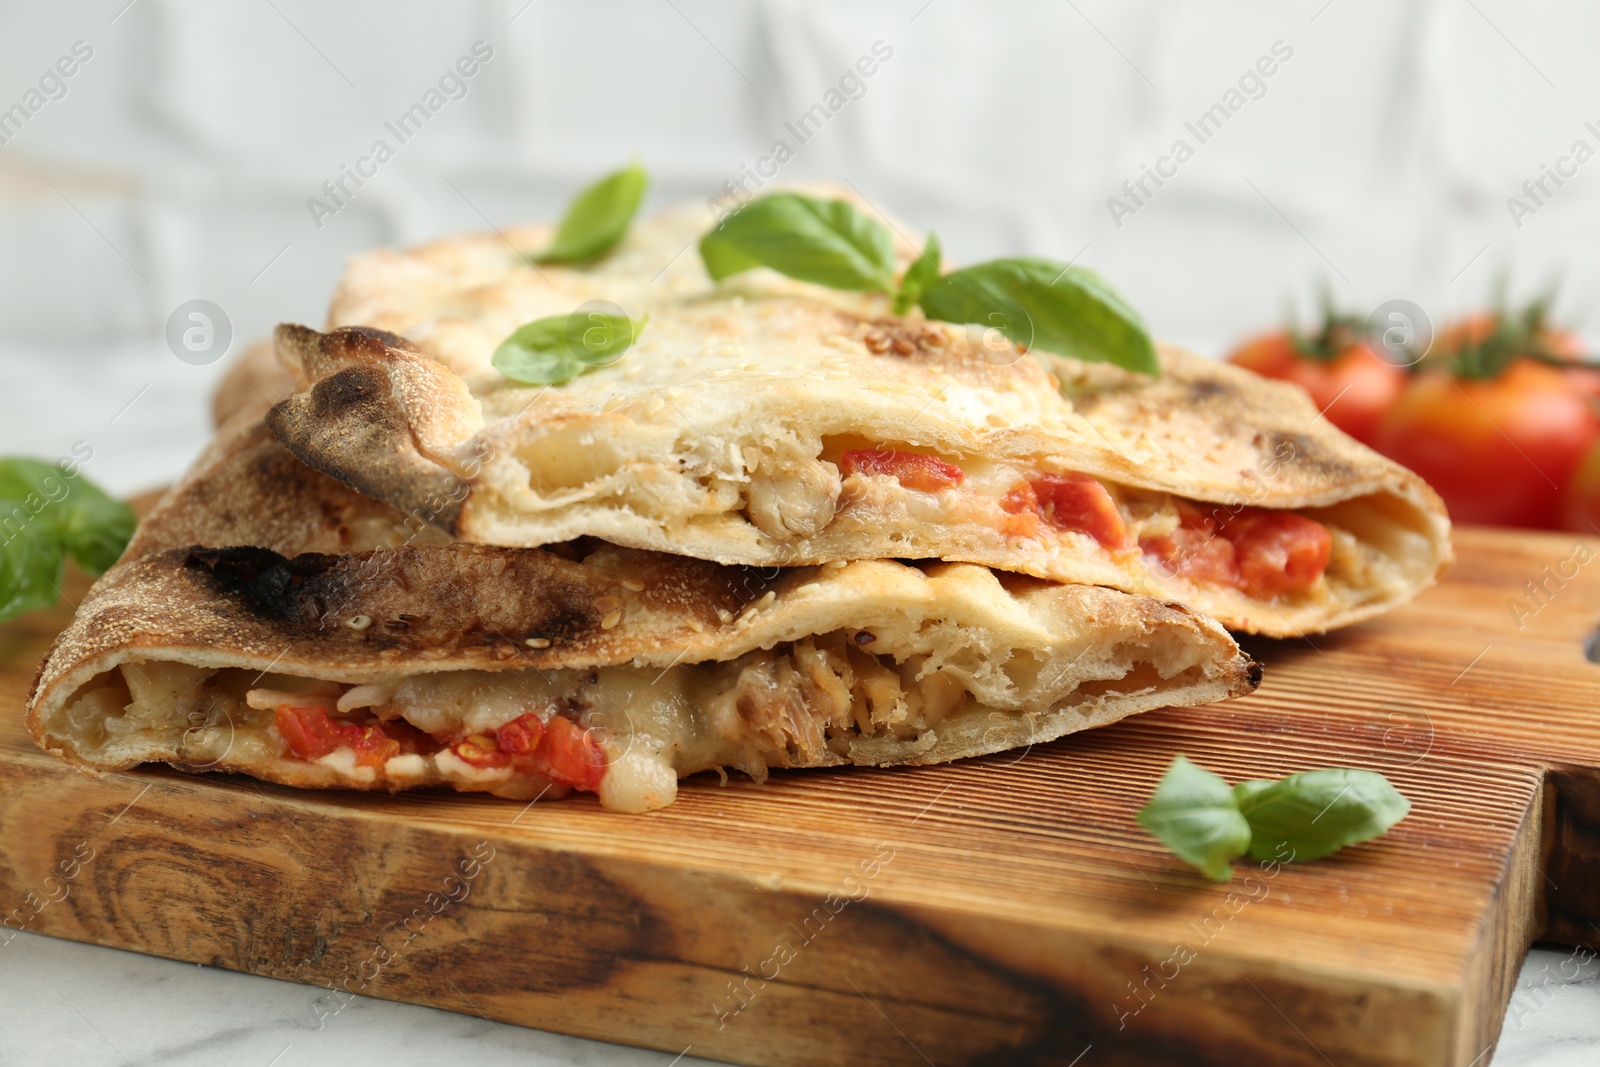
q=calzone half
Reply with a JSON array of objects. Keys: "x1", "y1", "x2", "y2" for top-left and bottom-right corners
[
  {"x1": 26, "y1": 421, "x2": 1258, "y2": 812},
  {"x1": 266, "y1": 196, "x2": 1450, "y2": 636}
]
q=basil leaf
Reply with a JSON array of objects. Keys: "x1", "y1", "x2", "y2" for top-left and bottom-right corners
[
  {"x1": 699, "y1": 193, "x2": 896, "y2": 292},
  {"x1": 0, "y1": 459, "x2": 134, "y2": 621},
  {"x1": 0, "y1": 458, "x2": 72, "y2": 521},
  {"x1": 892, "y1": 232, "x2": 942, "y2": 315},
  {"x1": 1231, "y1": 778, "x2": 1275, "y2": 810},
  {"x1": 492, "y1": 312, "x2": 647, "y2": 386},
  {"x1": 918, "y1": 258, "x2": 1159, "y2": 375},
  {"x1": 536, "y1": 163, "x2": 649, "y2": 264},
  {"x1": 0, "y1": 458, "x2": 134, "y2": 577},
  {"x1": 60, "y1": 480, "x2": 136, "y2": 576},
  {"x1": 0, "y1": 519, "x2": 64, "y2": 623},
  {"x1": 1236, "y1": 769, "x2": 1410, "y2": 863},
  {"x1": 700, "y1": 231, "x2": 764, "y2": 281},
  {"x1": 1137, "y1": 755, "x2": 1252, "y2": 882}
]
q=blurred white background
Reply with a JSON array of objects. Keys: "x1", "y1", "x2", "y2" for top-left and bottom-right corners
[
  {"x1": 5, "y1": 0, "x2": 1600, "y2": 495},
  {"x1": 2, "y1": 2, "x2": 1598, "y2": 1064}
]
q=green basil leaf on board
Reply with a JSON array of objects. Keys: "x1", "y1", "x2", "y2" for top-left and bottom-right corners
[
  {"x1": 1230, "y1": 777, "x2": 1275, "y2": 811},
  {"x1": 0, "y1": 458, "x2": 136, "y2": 622},
  {"x1": 0, "y1": 457, "x2": 71, "y2": 508},
  {"x1": 0, "y1": 520, "x2": 65, "y2": 623},
  {"x1": 492, "y1": 312, "x2": 648, "y2": 386},
  {"x1": 1136, "y1": 755, "x2": 1252, "y2": 883},
  {"x1": 699, "y1": 193, "x2": 896, "y2": 292},
  {"x1": 892, "y1": 232, "x2": 942, "y2": 316},
  {"x1": 59, "y1": 478, "x2": 137, "y2": 576},
  {"x1": 1138, "y1": 757, "x2": 1411, "y2": 880},
  {"x1": 918, "y1": 258, "x2": 1160, "y2": 375},
  {"x1": 536, "y1": 163, "x2": 650, "y2": 264},
  {"x1": 1234, "y1": 768, "x2": 1412, "y2": 863}
]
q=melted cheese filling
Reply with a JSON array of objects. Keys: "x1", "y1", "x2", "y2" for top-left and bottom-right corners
[
  {"x1": 831, "y1": 450, "x2": 1418, "y2": 609},
  {"x1": 62, "y1": 630, "x2": 1129, "y2": 814}
]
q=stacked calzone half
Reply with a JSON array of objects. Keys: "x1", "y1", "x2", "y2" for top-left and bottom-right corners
[
  {"x1": 26, "y1": 421, "x2": 1257, "y2": 811},
  {"x1": 272, "y1": 200, "x2": 1449, "y2": 637},
  {"x1": 25, "y1": 188, "x2": 1448, "y2": 812}
]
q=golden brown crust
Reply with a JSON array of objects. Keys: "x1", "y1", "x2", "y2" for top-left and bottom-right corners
[
  {"x1": 211, "y1": 337, "x2": 305, "y2": 429},
  {"x1": 267, "y1": 325, "x2": 482, "y2": 530},
  {"x1": 1048, "y1": 345, "x2": 1451, "y2": 514},
  {"x1": 126, "y1": 420, "x2": 406, "y2": 559}
]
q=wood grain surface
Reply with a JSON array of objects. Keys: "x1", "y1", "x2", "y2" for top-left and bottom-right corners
[{"x1": 2, "y1": 527, "x2": 1597, "y2": 1067}]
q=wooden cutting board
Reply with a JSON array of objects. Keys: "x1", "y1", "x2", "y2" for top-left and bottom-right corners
[{"x1": 1, "y1": 526, "x2": 1596, "y2": 1067}]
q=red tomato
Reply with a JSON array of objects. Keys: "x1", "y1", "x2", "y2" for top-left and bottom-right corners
[
  {"x1": 453, "y1": 733, "x2": 511, "y2": 769},
  {"x1": 1140, "y1": 505, "x2": 1329, "y2": 596},
  {"x1": 344, "y1": 725, "x2": 401, "y2": 768},
  {"x1": 999, "y1": 481, "x2": 1041, "y2": 538},
  {"x1": 1558, "y1": 439, "x2": 1600, "y2": 533},
  {"x1": 1028, "y1": 473, "x2": 1129, "y2": 549},
  {"x1": 1229, "y1": 329, "x2": 1406, "y2": 445},
  {"x1": 275, "y1": 705, "x2": 340, "y2": 760},
  {"x1": 529, "y1": 716, "x2": 607, "y2": 792},
  {"x1": 495, "y1": 713, "x2": 546, "y2": 756},
  {"x1": 1140, "y1": 508, "x2": 1240, "y2": 587},
  {"x1": 274, "y1": 705, "x2": 400, "y2": 768},
  {"x1": 1433, "y1": 310, "x2": 1584, "y2": 364},
  {"x1": 839, "y1": 448, "x2": 963, "y2": 491},
  {"x1": 1372, "y1": 362, "x2": 1600, "y2": 529},
  {"x1": 1226, "y1": 511, "x2": 1332, "y2": 598},
  {"x1": 1563, "y1": 366, "x2": 1600, "y2": 398}
]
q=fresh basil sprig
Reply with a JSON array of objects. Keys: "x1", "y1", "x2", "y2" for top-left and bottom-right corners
[
  {"x1": 920, "y1": 259, "x2": 1159, "y2": 375},
  {"x1": 0, "y1": 458, "x2": 134, "y2": 623},
  {"x1": 891, "y1": 231, "x2": 941, "y2": 315},
  {"x1": 536, "y1": 163, "x2": 649, "y2": 264},
  {"x1": 701, "y1": 193, "x2": 895, "y2": 292},
  {"x1": 1138, "y1": 756, "x2": 1410, "y2": 882},
  {"x1": 1136, "y1": 755, "x2": 1253, "y2": 882},
  {"x1": 1233, "y1": 769, "x2": 1412, "y2": 863},
  {"x1": 492, "y1": 311, "x2": 648, "y2": 386},
  {"x1": 698, "y1": 193, "x2": 1159, "y2": 375}
]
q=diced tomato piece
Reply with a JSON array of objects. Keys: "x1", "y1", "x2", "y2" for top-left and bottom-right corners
[
  {"x1": 1141, "y1": 526, "x2": 1241, "y2": 588},
  {"x1": 528, "y1": 716, "x2": 607, "y2": 792},
  {"x1": 839, "y1": 448, "x2": 964, "y2": 491},
  {"x1": 274, "y1": 705, "x2": 344, "y2": 760},
  {"x1": 1226, "y1": 510, "x2": 1332, "y2": 598},
  {"x1": 1141, "y1": 506, "x2": 1330, "y2": 598},
  {"x1": 442, "y1": 712, "x2": 606, "y2": 791},
  {"x1": 273, "y1": 705, "x2": 401, "y2": 767},
  {"x1": 279, "y1": 699, "x2": 610, "y2": 792},
  {"x1": 453, "y1": 733, "x2": 511, "y2": 769},
  {"x1": 1029, "y1": 474, "x2": 1129, "y2": 549},
  {"x1": 344, "y1": 724, "x2": 400, "y2": 768},
  {"x1": 1175, "y1": 501, "x2": 1223, "y2": 535},
  {"x1": 999, "y1": 481, "x2": 1040, "y2": 538},
  {"x1": 495, "y1": 713, "x2": 546, "y2": 756}
]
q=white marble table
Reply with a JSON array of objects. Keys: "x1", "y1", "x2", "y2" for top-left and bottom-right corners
[{"x1": 4, "y1": 344, "x2": 1598, "y2": 1065}]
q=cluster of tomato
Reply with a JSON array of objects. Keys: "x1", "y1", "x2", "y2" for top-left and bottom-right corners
[
  {"x1": 1229, "y1": 302, "x2": 1600, "y2": 531},
  {"x1": 274, "y1": 705, "x2": 607, "y2": 792}
]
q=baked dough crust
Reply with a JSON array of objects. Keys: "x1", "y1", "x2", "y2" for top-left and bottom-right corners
[
  {"x1": 265, "y1": 195, "x2": 1450, "y2": 635},
  {"x1": 26, "y1": 422, "x2": 1258, "y2": 807}
]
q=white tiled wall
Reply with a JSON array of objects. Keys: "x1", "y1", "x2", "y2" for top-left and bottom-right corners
[{"x1": 2, "y1": 0, "x2": 1598, "y2": 488}]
